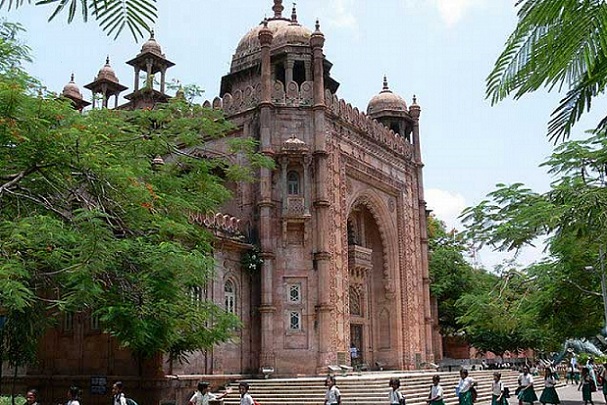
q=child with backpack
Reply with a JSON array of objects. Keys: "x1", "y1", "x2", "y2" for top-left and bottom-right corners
[
  {"x1": 427, "y1": 375, "x2": 444, "y2": 405},
  {"x1": 189, "y1": 382, "x2": 231, "y2": 405},
  {"x1": 389, "y1": 377, "x2": 405, "y2": 405},
  {"x1": 492, "y1": 372, "x2": 507, "y2": 405}
]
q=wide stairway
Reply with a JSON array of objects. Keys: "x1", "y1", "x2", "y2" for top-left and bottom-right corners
[{"x1": 221, "y1": 369, "x2": 553, "y2": 405}]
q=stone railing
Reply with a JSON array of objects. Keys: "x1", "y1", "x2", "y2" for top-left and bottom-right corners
[
  {"x1": 189, "y1": 212, "x2": 244, "y2": 240},
  {"x1": 324, "y1": 89, "x2": 414, "y2": 159},
  {"x1": 200, "y1": 83, "x2": 414, "y2": 159},
  {"x1": 284, "y1": 195, "x2": 306, "y2": 217},
  {"x1": 348, "y1": 244, "x2": 373, "y2": 274}
]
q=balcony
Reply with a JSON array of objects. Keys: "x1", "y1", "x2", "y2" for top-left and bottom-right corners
[
  {"x1": 348, "y1": 245, "x2": 373, "y2": 275},
  {"x1": 284, "y1": 195, "x2": 308, "y2": 217}
]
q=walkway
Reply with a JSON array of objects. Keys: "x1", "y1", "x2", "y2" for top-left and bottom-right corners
[{"x1": 555, "y1": 384, "x2": 604, "y2": 405}]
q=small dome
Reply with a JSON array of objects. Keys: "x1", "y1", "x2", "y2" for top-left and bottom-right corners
[
  {"x1": 140, "y1": 30, "x2": 163, "y2": 56},
  {"x1": 234, "y1": 19, "x2": 312, "y2": 61},
  {"x1": 367, "y1": 76, "x2": 408, "y2": 116},
  {"x1": 96, "y1": 56, "x2": 120, "y2": 83},
  {"x1": 62, "y1": 74, "x2": 83, "y2": 100}
]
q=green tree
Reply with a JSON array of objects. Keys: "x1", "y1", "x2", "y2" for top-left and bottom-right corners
[
  {"x1": 0, "y1": 21, "x2": 271, "y2": 368},
  {"x1": 428, "y1": 216, "x2": 478, "y2": 335},
  {"x1": 461, "y1": 130, "x2": 607, "y2": 343},
  {"x1": 487, "y1": 0, "x2": 607, "y2": 142},
  {"x1": 0, "y1": 0, "x2": 157, "y2": 40}
]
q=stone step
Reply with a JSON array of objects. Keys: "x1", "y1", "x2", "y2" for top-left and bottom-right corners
[{"x1": 219, "y1": 370, "x2": 539, "y2": 405}]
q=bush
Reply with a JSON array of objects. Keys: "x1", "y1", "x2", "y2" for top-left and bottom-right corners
[{"x1": 0, "y1": 396, "x2": 25, "y2": 405}]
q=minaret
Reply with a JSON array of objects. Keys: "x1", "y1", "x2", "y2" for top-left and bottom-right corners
[
  {"x1": 124, "y1": 30, "x2": 175, "y2": 109},
  {"x1": 310, "y1": 19, "x2": 333, "y2": 372},
  {"x1": 257, "y1": 18, "x2": 277, "y2": 371},
  {"x1": 408, "y1": 96, "x2": 433, "y2": 362},
  {"x1": 84, "y1": 56, "x2": 127, "y2": 109}
]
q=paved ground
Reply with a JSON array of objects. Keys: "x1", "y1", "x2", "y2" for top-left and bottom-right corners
[{"x1": 554, "y1": 384, "x2": 603, "y2": 405}]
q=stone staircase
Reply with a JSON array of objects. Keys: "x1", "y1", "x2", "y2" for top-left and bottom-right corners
[{"x1": 219, "y1": 370, "x2": 551, "y2": 405}]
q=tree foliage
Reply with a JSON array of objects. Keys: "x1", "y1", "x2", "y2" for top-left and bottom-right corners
[
  {"x1": 487, "y1": 0, "x2": 607, "y2": 142},
  {"x1": 0, "y1": 0, "x2": 157, "y2": 40},
  {"x1": 460, "y1": 130, "x2": 607, "y2": 348},
  {"x1": 0, "y1": 21, "x2": 270, "y2": 365}
]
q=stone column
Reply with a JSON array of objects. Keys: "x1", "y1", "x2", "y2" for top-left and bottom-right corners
[
  {"x1": 134, "y1": 67, "x2": 140, "y2": 91},
  {"x1": 160, "y1": 66, "x2": 167, "y2": 94},
  {"x1": 310, "y1": 21, "x2": 333, "y2": 372},
  {"x1": 285, "y1": 59, "x2": 294, "y2": 84},
  {"x1": 257, "y1": 21, "x2": 277, "y2": 369},
  {"x1": 409, "y1": 99, "x2": 434, "y2": 362}
]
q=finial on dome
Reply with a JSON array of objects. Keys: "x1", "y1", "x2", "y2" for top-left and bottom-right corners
[
  {"x1": 150, "y1": 28, "x2": 155, "y2": 38},
  {"x1": 412, "y1": 94, "x2": 418, "y2": 105},
  {"x1": 315, "y1": 19, "x2": 321, "y2": 31},
  {"x1": 105, "y1": 55, "x2": 110, "y2": 65},
  {"x1": 272, "y1": 0, "x2": 284, "y2": 18},
  {"x1": 70, "y1": 73, "x2": 75, "y2": 82},
  {"x1": 291, "y1": 2, "x2": 298, "y2": 23},
  {"x1": 382, "y1": 75, "x2": 389, "y2": 91}
]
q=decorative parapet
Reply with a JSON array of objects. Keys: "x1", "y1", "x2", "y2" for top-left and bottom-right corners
[
  {"x1": 324, "y1": 89, "x2": 415, "y2": 160},
  {"x1": 202, "y1": 83, "x2": 262, "y2": 116},
  {"x1": 189, "y1": 212, "x2": 245, "y2": 240}
]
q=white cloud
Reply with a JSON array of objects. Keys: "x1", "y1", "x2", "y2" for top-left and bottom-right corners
[
  {"x1": 324, "y1": 0, "x2": 358, "y2": 29},
  {"x1": 425, "y1": 188, "x2": 467, "y2": 231},
  {"x1": 404, "y1": 0, "x2": 488, "y2": 27}
]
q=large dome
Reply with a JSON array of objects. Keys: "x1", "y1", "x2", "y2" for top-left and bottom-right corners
[
  {"x1": 234, "y1": 19, "x2": 312, "y2": 61},
  {"x1": 367, "y1": 76, "x2": 408, "y2": 117},
  {"x1": 96, "y1": 56, "x2": 120, "y2": 83}
]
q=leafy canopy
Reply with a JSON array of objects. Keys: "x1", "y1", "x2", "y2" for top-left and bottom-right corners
[{"x1": 0, "y1": 20, "x2": 272, "y2": 363}]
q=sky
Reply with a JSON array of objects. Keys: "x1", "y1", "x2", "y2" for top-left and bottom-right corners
[{"x1": 3, "y1": 0, "x2": 605, "y2": 269}]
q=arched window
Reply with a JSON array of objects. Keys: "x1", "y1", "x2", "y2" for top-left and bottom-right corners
[
  {"x1": 224, "y1": 280, "x2": 236, "y2": 314},
  {"x1": 287, "y1": 171, "x2": 300, "y2": 195}
]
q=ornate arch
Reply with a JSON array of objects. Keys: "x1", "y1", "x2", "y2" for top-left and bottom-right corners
[{"x1": 346, "y1": 189, "x2": 399, "y2": 300}]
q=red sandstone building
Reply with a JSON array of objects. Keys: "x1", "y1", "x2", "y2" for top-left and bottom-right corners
[{"x1": 7, "y1": 0, "x2": 441, "y2": 403}]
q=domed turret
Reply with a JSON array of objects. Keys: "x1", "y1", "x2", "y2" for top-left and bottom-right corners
[
  {"x1": 61, "y1": 74, "x2": 90, "y2": 111},
  {"x1": 96, "y1": 56, "x2": 120, "y2": 83},
  {"x1": 367, "y1": 76, "x2": 408, "y2": 117},
  {"x1": 140, "y1": 29, "x2": 163, "y2": 56},
  {"x1": 62, "y1": 73, "x2": 83, "y2": 100},
  {"x1": 366, "y1": 76, "x2": 413, "y2": 141}
]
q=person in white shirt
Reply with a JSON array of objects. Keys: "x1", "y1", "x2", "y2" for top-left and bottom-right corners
[
  {"x1": 239, "y1": 382, "x2": 254, "y2": 405},
  {"x1": 539, "y1": 368, "x2": 560, "y2": 405},
  {"x1": 427, "y1": 375, "x2": 444, "y2": 405},
  {"x1": 325, "y1": 376, "x2": 341, "y2": 405},
  {"x1": 66, "y1": 386, "x2": 81, "y2": 405},
  {"x1": 518, "y1": 366, "x2": 538, "y2": 405},
  {"x1": 389, "y1": 377, "x2": 404, "y2": 405},
  {"x1": 189, "y1": 382, "x2": 231, "y2": 405},
  {"x1": 456, "y1": 369, "x2": 476, "y2": 405},
  {"x1": 112, "y1": 382, "x2": 127, "y2": 405},
  {"x1": 491, "y1": 372, "x2": 506, "y2": 405}
]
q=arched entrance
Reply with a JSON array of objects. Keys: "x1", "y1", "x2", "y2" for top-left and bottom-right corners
[{"x1": 346, "y1": 201, "x2": 393, "y2": 370}]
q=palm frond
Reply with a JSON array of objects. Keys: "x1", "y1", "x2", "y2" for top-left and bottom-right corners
[{"x1": 487, "y1": 0, "x2": 607, "y2": 140}]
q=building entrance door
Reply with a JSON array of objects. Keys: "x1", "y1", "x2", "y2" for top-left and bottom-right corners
[{"x1": 350, "y1": 324, "x2": 363, "y2": 369}]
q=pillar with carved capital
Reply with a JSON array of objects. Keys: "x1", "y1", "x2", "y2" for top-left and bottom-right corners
[{"x1": 257, "y1": 21, "x2": 277, "y2": 369}]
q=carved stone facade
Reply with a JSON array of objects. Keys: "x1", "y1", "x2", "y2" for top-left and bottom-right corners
[{"x1": 16, "y1": 1, "x2": 439, "y2": 403}]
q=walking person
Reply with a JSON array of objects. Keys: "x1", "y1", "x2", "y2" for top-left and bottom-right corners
[
  {"x1": 517, "y1": 366, "x2": 538, "y2": 405},
  {"x1": 389, "y1": 377, "x2": 405, "y2": 405},
  {"x1": 25, "y1": 389, "x2": 40, "y2": 405},
  {"x1": 189, "y1": 382, "x2": 231, "y2": 405},
  {"x1": 112, "y1": 382, "x2": 127, "y2": 405},
  {"x1": 238, "y1": 382, "x2": 254, "y2": 405},
  {"x1": 600, "y1": 362, "x2": 607, "y2": 403},
  {"x1": 578, "y1": 367, "x2": 595, "y2": 405},
  {"x1": 66, "y1": 386, "x2": 81, "y2": 405},
  {"x1": 539, "y1": 368, "x2": 560, "y2": 405},
  {"x1": 492, "y1": 372, "x2": 506, "y2": 405},
  {"x1": 325, "y1": 376, "x2": 341, "y2": 405},
  {"x1": 427, "y1": 375, "x2": 444, "y2": 405},
  {"x1": 456, "y1": 369, "x2": 477, "y2": 405}
]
